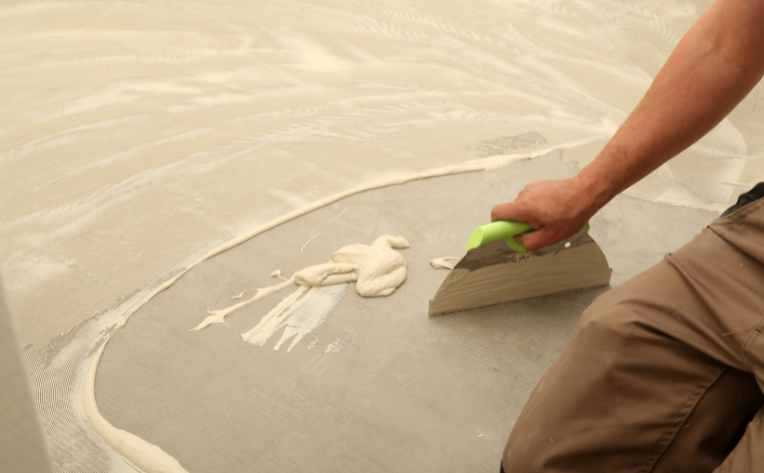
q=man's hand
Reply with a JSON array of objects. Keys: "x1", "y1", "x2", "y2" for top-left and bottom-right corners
[
  {"x1": 490, "y1": 177, "x2": 601, "y2": 251},
  {"x1": 490, "y1": 0, "x2": 764, "y2": 253}
]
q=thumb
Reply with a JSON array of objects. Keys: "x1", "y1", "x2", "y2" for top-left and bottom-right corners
[
  {"x1": 491, "y1": 201, "x2": 534, "y2": 223},
  {"x1": 518, "y1": 227, "x2": 560, "y2": 252}
]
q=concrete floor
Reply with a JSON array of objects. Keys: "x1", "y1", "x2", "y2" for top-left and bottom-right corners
[
  {"x1": 97, "y1": 151, "x2": 716, "y2": 473},
  {"x1": 3, "y1": 2, "x2": 759, "y2": 471},
  {"x1": 8, "y1": 0, "x2": 759, "y2": 348}
]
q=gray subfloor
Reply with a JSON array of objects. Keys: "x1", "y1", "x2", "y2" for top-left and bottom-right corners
[{"x1": 97, "y1": 151, "x2": 715, "y2": 473}]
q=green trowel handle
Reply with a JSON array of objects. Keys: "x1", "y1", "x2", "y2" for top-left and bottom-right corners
[{"x1": 467, "y1": 220, "x2": 533, "y2": 253}]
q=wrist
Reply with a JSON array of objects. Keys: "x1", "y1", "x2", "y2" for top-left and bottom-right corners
[{"x1": 572, "y1": 168, "x2": 613, "y2": 216}]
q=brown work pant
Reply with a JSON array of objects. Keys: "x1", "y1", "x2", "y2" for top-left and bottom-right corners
[{"x1": 502, "y1": 198, "x2": 764, "y2": 472}]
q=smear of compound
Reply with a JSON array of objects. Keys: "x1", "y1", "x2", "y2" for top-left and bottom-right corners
[{"x1": 194, "y1": 235, "x2": 409, "y2": 351}]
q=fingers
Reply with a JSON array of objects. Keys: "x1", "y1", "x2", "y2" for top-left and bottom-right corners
[
  {"x1": 518, "y1": 228, "x2": 561, "y2": 252},
  {"x1": 490, "y1": 201, "x2": 534, "y2": 223}
]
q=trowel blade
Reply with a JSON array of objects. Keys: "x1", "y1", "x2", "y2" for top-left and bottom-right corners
[{"x1": 428, "y1": 231, "x2": 611, "y2": 316}]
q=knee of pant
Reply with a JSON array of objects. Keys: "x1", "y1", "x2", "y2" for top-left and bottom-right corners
[
  {"x1": 572, "y1": 296, "x2": 653, "y2": 364},
  {"x1": 576, "y1": 294, "x2": 648, "y2": 348}
]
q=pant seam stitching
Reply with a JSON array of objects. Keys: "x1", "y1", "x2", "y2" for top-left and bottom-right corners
[{"x1": 644, "y1": 367, "x2": 727, "y2": 473}]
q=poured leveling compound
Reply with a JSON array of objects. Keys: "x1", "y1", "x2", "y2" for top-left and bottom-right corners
[{"x1": 193, "y1": 235, "x2": 409, "y2": 351}]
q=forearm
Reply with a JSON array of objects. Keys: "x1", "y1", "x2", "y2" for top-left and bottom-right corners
[{"x1": 577, "y1": 0, "x2": 764, "y2": 209}]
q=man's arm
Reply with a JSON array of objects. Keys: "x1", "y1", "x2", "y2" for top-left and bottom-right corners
[{"x1": 492, "y1": 0, "x2": 764, "y2": 251}]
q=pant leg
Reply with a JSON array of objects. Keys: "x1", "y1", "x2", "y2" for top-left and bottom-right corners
[
  {"x1": 656, "y1": 368, "x2": 762, "y2": 470},
  {"x1": 714, "y1": 306, "x2": 764, "y2": 471},
  {"x1": 709, "y1": 198, "x2": 764, "y2": 472},
  {"x1": 502, "y1": 198, "x2": 764, "y2": 473},
  {"x1": 714, "y1": 408, "x2": 764, "y2": 472}
]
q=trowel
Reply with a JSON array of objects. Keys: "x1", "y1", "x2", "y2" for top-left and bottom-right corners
[{"x1": 429, "y1": 221, "x2": 611, "y2": 316}]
